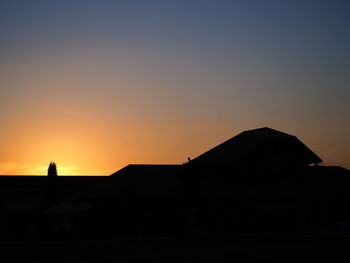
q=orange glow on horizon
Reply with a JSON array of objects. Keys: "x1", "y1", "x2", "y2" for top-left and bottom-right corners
[
  {"x1": 0, "y1": 50, "x2": 349, "y2": 175},
  {"x1": 0, "y1": 162, "x2": 112, "y2": 176}
]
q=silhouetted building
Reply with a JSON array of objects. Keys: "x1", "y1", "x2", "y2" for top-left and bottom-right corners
[
  {"x1": 192, "y1": 127, "x2": 321, "y2": 171},
  {"x1": 5, "y1": 127, "x2": 349, "y2": 240},
  {"x1": 43, "y1": 165, "x2": 184, "y2": 238},
  {"x1": 0, "y1": 176, "x2": 106, "y2": 211},
  {"x1": 41, "y1": 127, "x2": 350, "y2": 239},
  {"x1": 0, "y1": 176, "x2": 107, "y2": 240}
]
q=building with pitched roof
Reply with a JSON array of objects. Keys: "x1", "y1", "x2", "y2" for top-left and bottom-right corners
[
  {"x1": 40, "y1": 127, "x2": 350, "y2": 238},
  {"x1": 192, "y1": 127, "x2": 321, "y2": 171}
]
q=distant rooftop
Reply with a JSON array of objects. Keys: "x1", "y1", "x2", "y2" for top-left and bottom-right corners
[{"x1": 109, "y1": 164, "x2": 181, "y2": 177}]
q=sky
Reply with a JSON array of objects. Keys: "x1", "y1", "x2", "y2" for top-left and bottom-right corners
[{"x1": 0, "y1": 0, "x2": 349, "y2": 175}]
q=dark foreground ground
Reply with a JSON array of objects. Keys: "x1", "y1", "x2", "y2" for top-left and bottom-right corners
[{"x1": 1, "y1": 233, "x2": 350, "y2": 262}]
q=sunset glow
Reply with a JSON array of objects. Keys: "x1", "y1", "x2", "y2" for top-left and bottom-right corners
[{"x1": 1, "y1": 1, "x2": 349, "y2": 175}]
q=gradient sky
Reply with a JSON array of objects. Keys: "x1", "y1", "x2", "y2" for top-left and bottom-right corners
[{"x1": 1, "y1": 0, "x2": 349, "y2": 175}]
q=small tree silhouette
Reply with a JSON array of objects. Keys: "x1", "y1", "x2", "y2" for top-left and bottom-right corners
[
  {"x1": 47, "y1": 161, "x2": 57, "y2": 177},
  {"x1": 46, "y1": 162, "x2": 58, "y2": 206}
]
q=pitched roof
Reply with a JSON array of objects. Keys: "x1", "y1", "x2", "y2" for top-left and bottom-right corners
[
  {"x1": 107, "y1": 164, "x2": 183, "y2": 195},
  {"x1": 45, "y1": 165, "x2": 183, "y2": 214},
  {"x1": 72, "y1": 165, "x2": 182, "y2": 200},
  {"x1": 192, "y1": 127, "x2": 322, "y2": 166},
  {"x1": 43, "y1": 201, "x2": 94, "y2": 214},
  {"x1": 110, "y1": 164, "x2": 181, "y2": 177}
]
